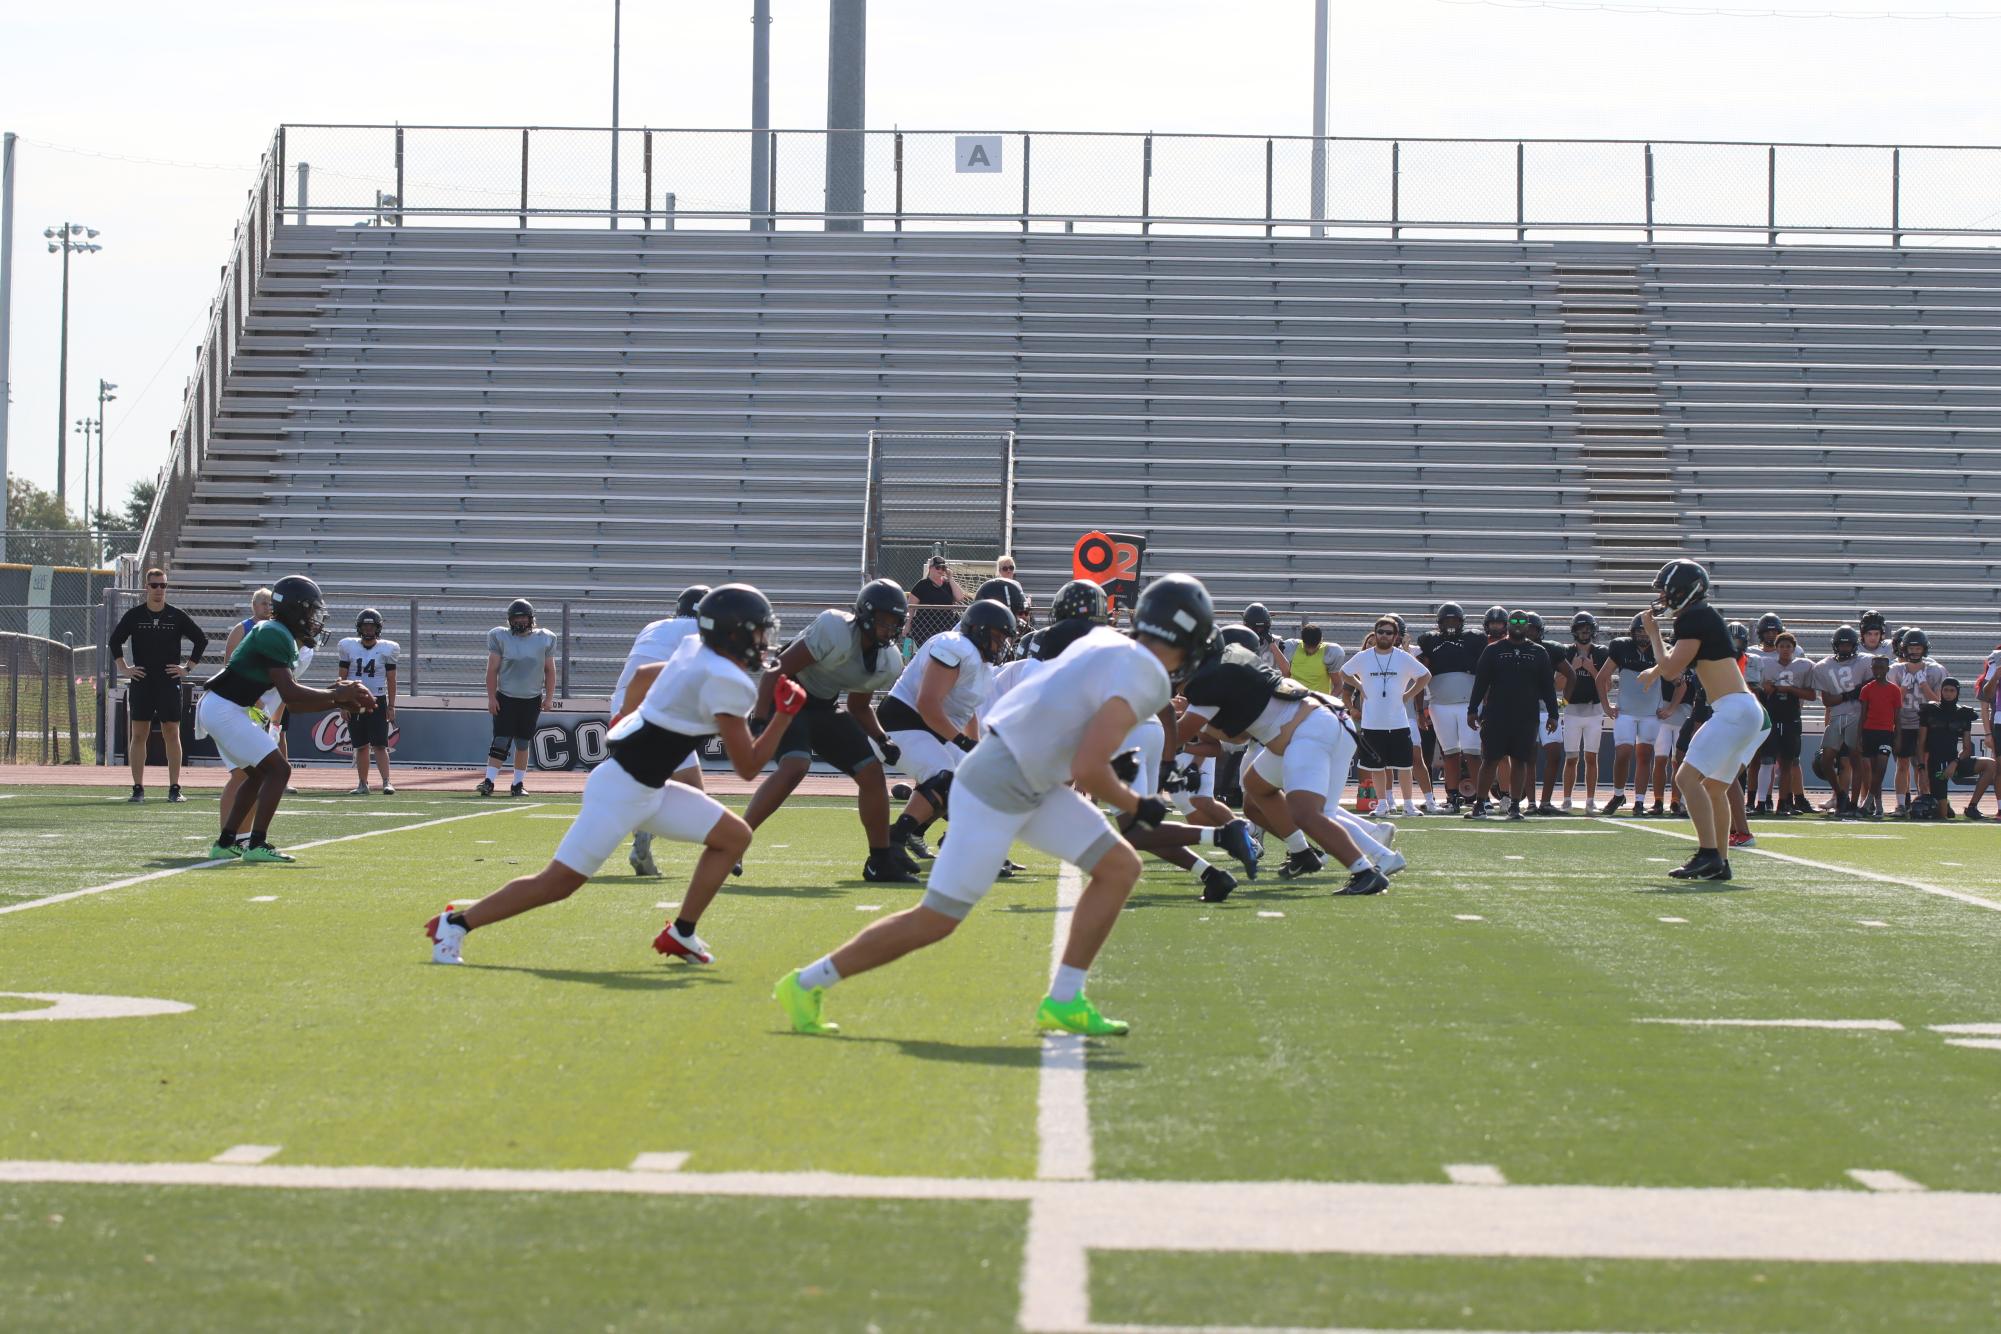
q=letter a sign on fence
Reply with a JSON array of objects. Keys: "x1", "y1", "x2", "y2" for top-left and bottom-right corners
[{"x1": 955, "y1": 135, "x2": 1002, "y2": 173}]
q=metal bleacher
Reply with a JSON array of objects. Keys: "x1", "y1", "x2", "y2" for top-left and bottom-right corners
[{"x1": 157, "y1": 225, "x2": 2001, "y2": 691}]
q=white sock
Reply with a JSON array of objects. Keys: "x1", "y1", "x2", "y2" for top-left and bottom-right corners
[
  {"x1": 513, "y1": 768, "x2": 526, "y2": 785},
  {"x1": 1758, "y1": 768, "x2": 1775, "y2": 801},
  {"x1": 1284, "y1": 830, "x2": 1310, "y2": 853},
  {"x1": 484, "y1": 765, "x2": 499, "y2": 782},
  {"x1": 1194, "y1": 826, "x2": 1215, "y2": 845},
  {"x1": 1347, "y1": 857, "x2": 1372, "y2": 873},
  {"x1": 1188, "y1": 854, "x2": 1214, "y2": 876},
  {"x1": 799, "y1": 956, "x2": 842, "y2": 991},
  {"x1": 1049, "y1": 963, "x2": 1089, "y2": 1003},
  {"x1": 1329, "y1": 806, "x2": 1391, "y2": 860}
]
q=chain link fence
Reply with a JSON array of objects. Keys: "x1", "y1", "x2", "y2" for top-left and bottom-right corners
[
  {"x1": 1, "y1": 634, "x2": 98, "y2": 764},
  {"x1": 278, "y1": 124, "x2": 2001, "y2": 243}
]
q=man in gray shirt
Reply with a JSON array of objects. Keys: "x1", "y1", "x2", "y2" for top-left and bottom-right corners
[
  {"x1": 481, "y1": 598, "x2": 558, "y2": 796},
  {"x1": 742, "y1": 579, "x2": 916, "y2": 884}
]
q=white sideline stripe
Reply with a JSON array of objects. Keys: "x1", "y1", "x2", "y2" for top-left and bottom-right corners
[
  {"x1": 1858, "y1": 920, "x2": 1890, "y2": 928},
  {"x1": 1445, "y1": 1163, "x2": 1507, "y2": 1186},
  {"x1": 1931, "y1": 1024, "x2": 2001, "y2": 1036},
  {"x1": 1593, "y1": 817, "x2": 2001, "y2": 914},
  {"x1": 1637, "y1": 1018, "x2": 1904, "y2": 1031},
  {"x1": 1849, "y1": 1169, "x2": 1926, "y2": 1193},
  {"x1": 1658, "y1": 916, "x2": 1689, "y2": 924},
  {"x1": 1037, "y1": 862, "x2": 1093, "y2": 1183},
  {"x1": 1947, "y1": 1038, "x2": 2001, "y2": 1051},
  {"x1": 1453, "y1": 914, "x2": 1485, "y2": 922},
  {"x1": 248, "y1": 896, "x2": 277, "y2": 903},
  {"x1": 211, "y1": 1145, "x2": 280, "y2": 1166},
  {"x1": 629, "y1": 1152, "x2": 690, "y2": 1173},
  {"x1": 0, "y1": 805, "x2": 543, "y2": 916}
]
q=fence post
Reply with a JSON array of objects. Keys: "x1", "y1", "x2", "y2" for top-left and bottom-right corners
[
  {"x1": 1891, "y1": 147, "x2": 1902, "y2": 247},
  {"x1": 5, "y1": 636, "x2": 17, "y2": 763},
  {"x1": 1515, "y1": 141, "x2": 1525, "y2": 242},
  {"x1": 1264, "y1": 138, "x2": 1275, "y2": 238},
  {"x1": 664, "y1": 192, "x2": 676, "y2": 231},
  {"x1": 519, "y1": 130, "x2": 530, "y2": 229},
  {"x1": 1020, "y1": 133, "x2": 1032, "y2": 234},
  {"x1": 1766, "y1": 144, "x2": 1777, "y2": 246},
  {"x1": 1140, "y1": 134, "x2": 1153, "y2": 235},
  {"x1": 560, "y1": 601, "x2": 573, "y2": 698},
  {"x1": 1644, "y1": 143, "x2": 1655, "y2": 243},
  {"x1": 407, "y1": 597, "x2": 420, "y2": 695},
  {"x1": 1390, "y1": 142, "x2": 1401, "y2": 240},
  {"x1": 644, "y1": 130, "x2": 653, "y2": 230},
  {"x1": 768, "y1": 130, "x2": 779, "y2": 229},
  {"x1": 65, "y1": 647, "x2": 79, "y2": 764},
  {"x1": 276, "y1": 125, "x2": 287, "y2": 216},
  {"x1": 394, "y1": 125, "x2": 405, "y2": 225},
  {"x1": 41, "y1": 644, "x2": 52, "y2": 765},
  {"x1": 894, "y1": 131, "x2": 904, "y2": 232}
]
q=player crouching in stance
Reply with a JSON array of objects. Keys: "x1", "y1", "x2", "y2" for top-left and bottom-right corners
[
  {"x1": 1638, "y1": 560, "x2": 1770, "y2": 882},
  {"x1": 427, "y1": 586, "x2": 800, "y2": 966},
  {"x1": 774, "y1": 574, "x2": 1216, "y2": 1038},
  {"x1": 197, "y1": 576, "x2": 375, "y2": 863},
  {"x1": 881, "y1": 597, "x2": 1018, "y2": 861}
]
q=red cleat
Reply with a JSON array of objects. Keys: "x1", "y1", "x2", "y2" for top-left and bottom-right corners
[{"x1": 652, "y1": 922, "x2": 714, "y2": 964}]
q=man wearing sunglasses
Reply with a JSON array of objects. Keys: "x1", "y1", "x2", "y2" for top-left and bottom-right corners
[{"x1": 109, "y1": 568, "x2": 209, "y2": 804}]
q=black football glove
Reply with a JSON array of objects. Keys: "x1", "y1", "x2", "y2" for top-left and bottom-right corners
[
  {"x1": 878, "y1": 739, "x2": 901, "y2": 765},
  {"x1": 952, "y1": 733, "x2": 977, "y2": 753},
  {"x1": 1110, "y1": 747, "x2": 1142, "y2": 785},
  {"x1": 1130, "y1": 796, "x2": 1170, "y2": 832}
]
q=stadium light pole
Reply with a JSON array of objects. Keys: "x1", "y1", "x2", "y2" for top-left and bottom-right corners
[
  {"x1": 825, "y1": 0, "x2": 866, "y2": 233},
  {"x1": 74, "y1": 415, "x2": 92, "y2": 540},
  {"x1": 609, "y1": 0, "x2": 621, "y2": 230},
  {"x1": 44, "y1": 221, "x2": 102, "y2": 512},
  {"x1": 0, "y1": 132, "x2": 14, "y2": 562},
  {"x1": 96, "y1": 378, "x2": 116, "y2": 543},
  {"x1": 750, "y1": 0, "x2": 772, "y2": 233},
  {"x1": 1310, "y1": 0, "x2": 1328, "y2": 239}
]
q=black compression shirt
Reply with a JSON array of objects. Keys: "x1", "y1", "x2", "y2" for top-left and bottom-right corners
[
  {"x1": 109, "y1": 604, "x2": 209, "y2": 670},
  {"x1": 1467, "y1": 640, "x2": 1560, "y2": 718},
  {"x1": 1607, "y1": 635, "x2": 1655, "y2": 673},
  {"x1": 1673, "y1": 602, "x2": 1736, "y2": 663},
  {"x1": 1182, "y1": 645, "x2": 1284, "y2": 737},
  {"x1": 1417, "y1": 629, "x2": 1487, "y2": 677},
  {"x1": 1562, "y1": 643, "x2": 1610, "y2": 705}
]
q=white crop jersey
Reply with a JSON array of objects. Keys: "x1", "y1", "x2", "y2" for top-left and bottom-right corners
[
  {"x1": 983, "y1": 626, "x2": 1172, "y2": 794},
  {"x1": 337, "y1": 636, "x2": 399, "y2": 686},
  {"x1": 610, "y1": 615, "x2": 700, "y2": 716},
  {"x1": 886, "y1": 629, "x2": 993, "y2": 732}
]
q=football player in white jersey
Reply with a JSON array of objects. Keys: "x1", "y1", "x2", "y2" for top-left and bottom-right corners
[
  {"x1": 775, "y1": 575, "x2": 1216, "y2": 1038},
  {"x1": 426, "y1": 586, "x2": 800, "y2": 967},
  {"x1": 337, "y1": 608, "x2": 400, "y2": 795},
  {"x1": 881, "y1": 598, "x2": 1015, "y2": 861},
  {"x1": 608, "y1": 585, "x2": 709, "y2": 876}
]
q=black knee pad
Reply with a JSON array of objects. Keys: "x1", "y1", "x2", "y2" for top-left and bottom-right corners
[
  {"x1": 487, "y1": 734, "x2": 511, "y2": 764},
  {"x1": 916, "y1": 770, "x2": 954, "y2": 820}
]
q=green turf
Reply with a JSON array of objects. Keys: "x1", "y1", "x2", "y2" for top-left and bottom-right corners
[
  {"x1": 1092, "y1": 1250, "x2": 2001, "y2": 1332},
  {"x1": 0, "y1": 1183, "x2": 1026, "y2": 1333}
]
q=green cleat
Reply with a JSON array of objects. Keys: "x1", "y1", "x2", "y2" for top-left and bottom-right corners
[
  {"x1": 206, "y1": 841, "x2": 243, "y2": 861},
  {"x1": 773, "y1": 970, "x2": 840, "y2": 1035},
  {"x1": 1036, "y1": 993, "x2": 1130, "y2": 1037},
  {"x1": 240, "y1": 843, "x2": 296, "y2": 864}
]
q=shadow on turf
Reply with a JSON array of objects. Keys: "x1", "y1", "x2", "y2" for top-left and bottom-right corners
[
  {"x1": 814, "y1": 1033, "x2": 1141, "y2": 1071},
  {"x1": 457, "y1": 964, "x2": 726, "y2": 991},
  {"x1": 1637, "y1": 880, "x2": 1748, "y2": 894}
]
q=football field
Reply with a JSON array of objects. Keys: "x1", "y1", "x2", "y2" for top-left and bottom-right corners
[{"x1": 3, "y1": 784, "x2": 1999, "y2": 1332}]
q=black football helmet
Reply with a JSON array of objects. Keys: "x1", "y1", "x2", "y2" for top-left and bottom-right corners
[
  {"x1": 1756, "y1": 612, "x2": 1784, "y2": 645},
  {"x1": 1242, "y1": 602, "x2": 1273, "y2": 642},
  {"x1": 1135, "y1": 574, "x2": 1216, "y2": 660},
  {"x1": 974, "y1": 577, "x2": 1029, "y2": 623},
  {"x1": 676, "y1": 584, "x2": 712, "y2": 618},
  {"x1": 1728, "y1": 621, "x2": 1751, "y2": 657},
  {"x1": 1653, "y1": 559, "x2": 1711, "y2": 615},
  {"x1": 1903, "y1": 627, "x2": 1930, "y2": 660},
  {"x1": 1941, "y1": 675, "x2": 1962, "y2": 702},
  {"x1": 1628, "y1": 612, "x2": 1646, "y2": 638},
  {"x1": 271, "y1": 575, "x2": 328, "y2": 646},
  {"x1": 697, "y1": 584, "x2": 779, "y2": 672},
  {"x1": 356, "y1": 608, "x2": 383, "y2": 639},
  {"x1": 1049, "y1": 579, "x2": 1110, "y2": 626},
  {"x1": 1218, "y1": 623, "x2": 1263, "y2": 653},
  {"x1": 506, "y1": 598, "x2": 535, "y2": 634},
  {"x1": 1859, "y1": 609, "x2": 1887, "y2": 634},
  {"x1": 1571, "y1": 611, "x2": 1597, "y2": 642},
  {"x1": 958, "y1": 598, "x2": 1019, "y2": 664},
  {"x1": 1436, "y1": 602, "x2": 1465, "y2": 633},
  {"x1": 1524, "y1": 612, "x2": 1545, "y2": 641},
  {"x1": 1831, "y1": 625, "x2": 1860, "y2": 659},
  {"x1": 1483, "y1": 605, "x2": 1509, "y2": 635},
  {"x1": 854, "y1": 579, "x2": 909, "y2": 649}
]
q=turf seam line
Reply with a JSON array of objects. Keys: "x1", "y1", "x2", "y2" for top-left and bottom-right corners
[
  {"x1": 0, "y1": 804, "x2": 545, "y2": 917},
  {"x1": 1036, "y1": 861, "x2": 1094, "y2": 1183},
  {"x1": 1588, "y1": 818, "x2": 2001, "y2": 915}
]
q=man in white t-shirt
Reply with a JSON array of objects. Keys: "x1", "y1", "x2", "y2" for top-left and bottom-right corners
[
  {"x1": 608, "y1": 585, "x2": 710, "y2": 875},
  {"x1": 775, "y1": 575, "x2": 1215, "y2": 1039},
  {"x1": 1341, "y1": 615, "x2": 1432, "y2": 816}
]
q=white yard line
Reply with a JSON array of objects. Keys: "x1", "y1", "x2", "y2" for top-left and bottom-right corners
[
  {"x1": 1637, "y1": 1018, "x2": 1904, "y2": 1031},
  {"x1": 1036, "y1": 862, "x2": 1094, "y2": 1183},
  {"x1": 0, "y1": 805, "x2": 543, "y2": 917},
  {"x1": 1591, "y1": 818, "x2": 2001, "y2": 914}
]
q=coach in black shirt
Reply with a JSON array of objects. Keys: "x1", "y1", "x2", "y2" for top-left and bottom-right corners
[
  {"x1": 109, "y1": 567, "x2": 209, "y2": 803},
  {"x1": 1465, "y1": 609, "x2": 1559, "y2": 819}
]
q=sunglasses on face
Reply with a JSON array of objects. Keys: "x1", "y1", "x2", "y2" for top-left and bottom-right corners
[{"x1": 148, "y1": 583, "x2": 168, "y2": 590}]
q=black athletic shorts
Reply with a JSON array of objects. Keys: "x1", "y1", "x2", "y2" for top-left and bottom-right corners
[
  {"x1": 1862, "y1": 728, "x2": 1895, "y2": 757},
  {"x1": 351, "y1": 705, "x2": 391, "y2": 748},
  {"x1": 773, "y1": 696, "x2": 882, "y2": 777},
  {"x1": 493, "y1": 692, "x2": 543, "y2": 742},
  {"x1": 127, "y1": 674, "x2": 184, "y2": 723},
  {"x1": 1758, "y1": 717, "x2": 1801, "y2": 763},
  {"x1": 1361, "y1": 727, "x2": 1415, "y2": 771},
  {"x1": 1894, "y1": 727, "x2": 1921, "y2": 760},
  {"x1": 1480, "y1": 714, "x2": 1540, "y2": 766},
  {"x1": 1676, "y1": 716, "x2": 1700, "y2": 756}
]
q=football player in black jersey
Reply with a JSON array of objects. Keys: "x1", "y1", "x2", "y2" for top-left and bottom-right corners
[
  {"x1": 1416, "y1": 602, "x2": 1489, "y2": 811},
  {"x1": 1556, "y1": 612, "x2": 1614, "y2": 813},
  {"x1": 1638, "y1": 561, "x2": 1770, "y2": 881},
  {"x1": 1521, "y1": 612, "x2": 1566, "y2": 815}
]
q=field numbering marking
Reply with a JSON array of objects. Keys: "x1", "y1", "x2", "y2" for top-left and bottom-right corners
[
  {"x1": 211, "y1": 1145, "x2": 281, "y2": 1166},
  {"x1": 0, "y1": 805, "x2": 543, "y2": 917},
  {"x1": 0, "y1": 993, "x2": 194, "y2": 1022},
  {"x1": 1848, "y1": 1169, "x2": 1926, "y2": 1193},
  {"x1": 1445, "y1": 1163, "x2": 1508, "y2": 1186}
]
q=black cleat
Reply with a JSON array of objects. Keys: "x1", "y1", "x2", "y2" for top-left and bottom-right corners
[
  {"x1": 127, "y1": 785, "x2": 145, "y2": 803},
  {"x1": 510, "y1": 781, "x2": 527, "y2": 798},
  {"x1": 1601, "y1": 794, "x2": 1626, "y2": 815},
  {"x1": 1463, "y1": 801, "x2": 1491, "y2": 821},
  {"x1": 1275, "y1": 847, "x2": 1327, "y2": 880},
  {"x1": 1334, "y1": 867, "x2": 1391, "y2": 896},
  {"x1": 887, "y1": 842, "x2": 924, "y2": 876},
  {"x1": 996, "y1": 858, "x2": 1027, "y2": 880},
  {"x1": 167, "y1": 784, "x2": 185, "y2": 804},
  {"x1": 1199, "y1": 865, "x2": 1238, "y2": 903},
  {"x1": 863, "y1": 850, "x2": 919, "y2": 884},
  {"x1": 731, "y1": 860, "x2": 744, "y2": 878},
  {"x1": 1536, "y1": 802, "x2": 1560, "y2": 817},
  {"x1": 1217, "y1": 818, "x2": 1263, "y2": 880},
  {"x1": 475, "y1": 778, "x2": 495, "y2": 797},
  {"x1": 1668, "y1": 850, "x2": 1727, "y2": 880},
  {"x1": 1507, "y1": 803, "x2": 1526, "y2": 822}
]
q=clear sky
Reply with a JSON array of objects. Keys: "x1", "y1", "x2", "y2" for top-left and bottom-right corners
[{"x1": 4, "y1": 0, "x2": 2000, "y2": 522}]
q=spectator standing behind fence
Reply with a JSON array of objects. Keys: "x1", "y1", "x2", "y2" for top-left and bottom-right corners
[
  {"x1": 480, "y1": 599, "x2": 557, "y2": 797},
  {"x1": 995, "y1": 553, "x2": 1034, "y2": 626},
  {"x1": 109, "y1": 568, "x2": 208, "y2": 804},
  {"x1": 908, "y1": 556, "x2": 966, "y2": 646}
]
